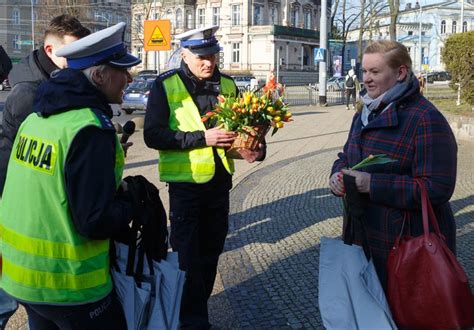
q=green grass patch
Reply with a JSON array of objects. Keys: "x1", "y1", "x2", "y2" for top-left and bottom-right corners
[{"x1": 429, "y1": 98, "x2": 474, "y2": 117}]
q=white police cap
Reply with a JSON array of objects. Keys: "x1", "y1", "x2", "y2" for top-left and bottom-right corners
[
  {"x1": 56, "y1": 22, "x2": 141, "y2": 70},
  {"x1": 175, "y1": 25, "x2": 220, "y2": 56}
]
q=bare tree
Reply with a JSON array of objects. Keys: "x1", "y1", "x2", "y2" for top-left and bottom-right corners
[
  {"x1": 35, "y1": 0, "x2": 92, "y2": 45},
  {"x1": 131, "y1": 0, "x2": 154, "y2": 70},
  {"x1": 330, "y1": 0, "x2": 340, "y2": 38},
  {"x1": 357, "y1": 0, "x2": 366, "y2": 64},
  {"x1": 388, "y1": 0, "x2": 400, "y2": 41},
  {"x1": 335, "y1": 0, "x2": 361, "y2": 71}
]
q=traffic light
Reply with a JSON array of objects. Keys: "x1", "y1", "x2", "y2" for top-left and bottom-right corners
[{"x1": 279, "y1": 58, "x2": 285, "y2": 66}]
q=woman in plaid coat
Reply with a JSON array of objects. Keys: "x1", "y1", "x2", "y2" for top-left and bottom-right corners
[{"x1": 329, "y1": 40, "x2": 457, "y2": 290}]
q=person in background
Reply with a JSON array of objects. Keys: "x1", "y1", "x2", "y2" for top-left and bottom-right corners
[
  {"x1": 0, "y1": 44, "x2": 15, "y2": 330},
  {"x1": 345, "y1": 68, "x2": 359, "y2": 110},
  {"x1": 329, "y1": 40, "x2": 457, "y2": 293},
  {"x1": 0, "y1": 22, "x2": 140, "y2": 329},
  {"x1": 0, "y1": 15, "x2": 90, "y2": 195},
  {"x1": 0, "y1": 45, "x2": 12, "y2": 85},
  {"x1": 144, "y1": 25, "x2": 266, "y2": 329},
  {"x1": 417, "y1": 73, "x2": 426, "y2": 95}
]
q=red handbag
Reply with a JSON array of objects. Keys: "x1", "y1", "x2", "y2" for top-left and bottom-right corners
[{"x1": 387, "y1": 180, "x2": 474, "y2": 329}]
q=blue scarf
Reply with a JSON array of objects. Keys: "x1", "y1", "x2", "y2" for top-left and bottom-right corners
[{"x1": 360, "y1": 72, "x2": 419, "y2": 126}]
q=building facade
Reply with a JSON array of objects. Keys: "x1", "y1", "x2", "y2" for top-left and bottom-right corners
[
  {"x1": 344, "y1": 0, "x2": 474, "y2": 73},
  {"x1": 132, "y1": 0, "x2": 331, "y2": 84},
  {"x1": 0, "y1": 0, "x2": 131, "y2": 64}
]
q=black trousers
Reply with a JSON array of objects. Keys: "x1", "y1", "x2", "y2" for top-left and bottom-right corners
[
  {"x1": 346, "y1": 88, "x2": 356, "y2": 107},
  {"x1": 23, "y1": 291, "x2": 126, "y2": 330},
  {"x1": 169, "y1": 183, "x2": 230, "y2": 330}
]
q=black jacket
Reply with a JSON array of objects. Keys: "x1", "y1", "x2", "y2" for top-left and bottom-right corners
[
  {"x1": 25, "y1": 68, "x2": 133, "y2": 240},
  {"x1": 0, "y1": 48, "x2": 58, "y2": 194},
  {"x1": 144, "y1": 62, "x2": 239, "y2": 191}
]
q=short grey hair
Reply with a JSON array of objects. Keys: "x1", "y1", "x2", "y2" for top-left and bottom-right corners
[{"x1": 82, "y1": 64, "x2": 110, "y2": 87}]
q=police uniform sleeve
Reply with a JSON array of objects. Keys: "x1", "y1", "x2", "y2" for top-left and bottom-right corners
[
  {"x1": 65, "y1": 126, "x2": 133, "y2": 240},
  {"x1": 144, "y1": 76, "x2": 206, "y2": 150}
]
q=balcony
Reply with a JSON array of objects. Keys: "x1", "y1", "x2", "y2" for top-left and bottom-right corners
[{"x1": 249, "y1": 25, "x2": 319, "y2": 40}]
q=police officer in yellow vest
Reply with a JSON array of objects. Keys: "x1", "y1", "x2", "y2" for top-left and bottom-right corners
[
  {"x1": 144, "y1": 26, "x2": 266, "y2": 329},
  {"x1": 0, "y1": 22, "x2": 140, "y2": 329}
]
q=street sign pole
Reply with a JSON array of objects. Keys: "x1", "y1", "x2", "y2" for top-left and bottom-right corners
[
  {"x1": 276, "y1": 47, "x2": 280, "y2": 84},
  {"x1": 318, "y1": 0, "x2": 327, "y2": 105}
]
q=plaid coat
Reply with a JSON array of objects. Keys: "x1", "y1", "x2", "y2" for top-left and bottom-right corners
[{"x1": 331, "y1": 88, "x2": 457, "y2": 290}]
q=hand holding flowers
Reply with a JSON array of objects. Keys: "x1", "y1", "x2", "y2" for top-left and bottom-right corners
[{"x1": 201, "y1": 73, "x2": 293, "y2": 158}]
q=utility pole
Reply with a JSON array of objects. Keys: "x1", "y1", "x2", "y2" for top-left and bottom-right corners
[
  {"x1": 276, "y1": 47, "x2": 280, "y2": 84},
  {"x1": 30, "y1": 0, "x2": 35, "y2": 51},
  {"x1": 153, "y1": 0, "x2": 158, "y2": 73},
  {"x1": 418, "y1": 3, "x2": 422, "y2": 73},
  {"x1": 318, "y1": 0, "x2": 327, "y2": 105}
]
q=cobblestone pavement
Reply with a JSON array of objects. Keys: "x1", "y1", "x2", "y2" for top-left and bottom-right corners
[
  {"x1": 5, "y1": 104, "x2": 474, "y2": 329},
  {"x1": 208, "y1": 105, "x2": 474, "y2": 329}
]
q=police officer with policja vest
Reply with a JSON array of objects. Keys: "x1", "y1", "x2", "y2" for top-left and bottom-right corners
[
  {"x1": 144, "y1": 25, "x2": 266, "y2": 329},
  {"x1": 0, "y1": 23, "x2": 140, "y2": 329}
]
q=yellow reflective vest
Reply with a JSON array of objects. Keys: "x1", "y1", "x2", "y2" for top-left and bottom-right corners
[
  {"x1": 159, "y1": 73, "x2": 236, "y2": 183},
  {"x1": 0, "y1": 108, "x2": 124, "y2": 304}
]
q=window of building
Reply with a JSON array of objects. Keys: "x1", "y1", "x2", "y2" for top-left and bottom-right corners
[
  {"x1": 232, "y1": 42, "x2": 240, "y2": 63},
  {"x1": 12, "y1": 9, "x2": 20, "y2": 25},
  {"x1": 421, "y1": 31, "x2": 425, "y2": 36},
  {"x1": 166, "y1": 9, "x2": 175, "y2": 26},
  {"x1": 232, "y1": 5, "x2": 241, "y2": 26},
  {"x1": 452, "y1": 21, "x2": 456, "y2": 34},
  {"x1": 186, "y1": 10, "x2": 193, "y2": 29},
  {"x1": 12, "y1": 34, "x2": 20, "y2": 50},
  {"x1": 197, "y1": 8, "x2": 205, "y2": 27},
  {"x1": 421, "y1": 47, "x2": 426, "y2": 59},
  {"x1": 269, "y1": 4, "x2": 279, "y2": 25},
  {"x1": 303, "y1": 9, "x2": 311, "y2": 29},
  {"x1": 136, "y1": 47, "x2": 143, "y2": 60},
  {"x1": 408, "y1": 31, "x2": 413, "y2": 35},
  {"x1": 462, "y1": 21, "x2": 467, "y2": 32},
  {"x1": 290, "y1": 5, "x2": 299, "y2": 27},
  {"x1": 253, "y1": 4, "x2": 263, "y2": 25},
  {"x1": 176, "y1": 8, "x2": 182, "y2": 28},
  {"x1": 407, "y1": 47, "x2": 411, "y2": 55},
  {"x1": 440, "y1": 20, "x2": 446, "y2": 34},
  {"x1": 212, "y1": 7, "x2": 220, "y2": 26}
]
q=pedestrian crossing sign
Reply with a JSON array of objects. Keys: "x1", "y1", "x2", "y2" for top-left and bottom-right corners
[
  {"x1": 314, "y1": 48, "x2": 325, "y2": 62},
  {"x1": 144, "y1": 20, "x2": 171, "y2": 51}
]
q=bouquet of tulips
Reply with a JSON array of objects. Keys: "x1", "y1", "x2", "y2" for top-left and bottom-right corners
[{"x1": 202, "y1": 73, "x2": 293, "y2": 158}]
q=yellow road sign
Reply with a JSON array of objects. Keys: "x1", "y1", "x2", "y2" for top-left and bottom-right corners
[{"x1": 144, "y1": 20, "x2": 171, "y2": 51}]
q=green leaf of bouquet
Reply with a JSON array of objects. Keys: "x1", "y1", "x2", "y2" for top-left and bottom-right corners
[
  {"x1": 271, "y1": 127, "x2": 278, "y2": 136},
  {"x1": 351, "y1": 154, "x2": 397, "y2": 170}
]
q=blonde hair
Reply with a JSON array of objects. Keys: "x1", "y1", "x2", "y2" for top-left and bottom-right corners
[{"x1": 364, "y1": 40, "x2": 412, "y2": 74}]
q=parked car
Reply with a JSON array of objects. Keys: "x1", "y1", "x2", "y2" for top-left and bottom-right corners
[
  {"x1": 0, "y1": 78, "x2": 11, "y2": 91},
  {"x1": 426, "y1": 71, "x2": 451, "y2": 83},
  {"x1": 137, "y1": 70, "x2": 158, "y2": 76},
  {"x1": 121, "y1": 79, "x2": 154, "y2": 114},
  {"x1": 327, "y1": 76, "x2": 345, "y2": 91},
  {"x1": 232, "y1": 75, "x2": 256, "y2": 91}
]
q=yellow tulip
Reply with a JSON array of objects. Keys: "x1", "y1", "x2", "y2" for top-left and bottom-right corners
[
  {"x1": 275, "y1": 122, "x2": 284, "y2": 128},
  {"x1": 244, "y1": 94, "x2": 252, "y2": 105},
  {"x1": 273, "y1": 116, "x2": 281, "y2": 122}
]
